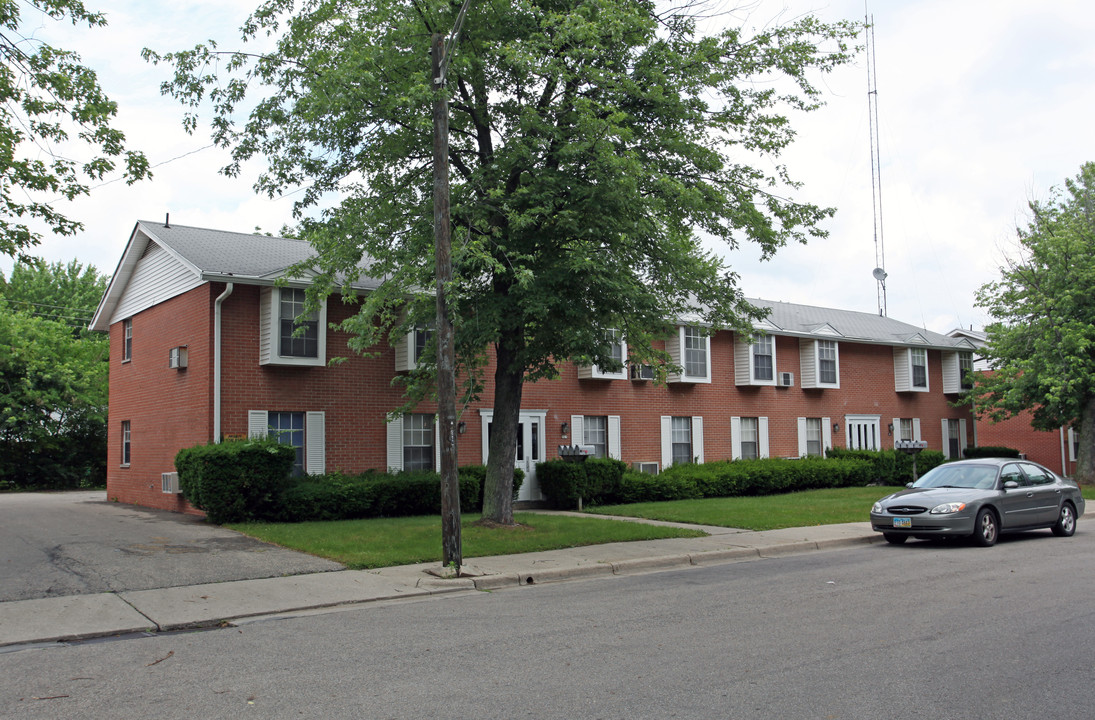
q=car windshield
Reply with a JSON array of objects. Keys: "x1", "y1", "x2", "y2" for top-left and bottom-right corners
[{"x1": 912, "y1": 465, "x2": 998, "y2": 490}]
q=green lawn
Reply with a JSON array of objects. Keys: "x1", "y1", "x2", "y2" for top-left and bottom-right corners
[
  {"x1": 590, "y1": 486, "x2": 900, "y2": 531},
  {"x1": 230, "y1": 512, "x2": 705, "y2": 569}
]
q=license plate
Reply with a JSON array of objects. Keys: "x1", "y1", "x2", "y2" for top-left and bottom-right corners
[{"x1": 893, "y1": 517, "x2": 912, "y2": 528}]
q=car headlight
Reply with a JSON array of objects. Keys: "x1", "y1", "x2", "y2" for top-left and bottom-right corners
[
  {"x1": 871, "y1": 502, "x2": 883, "y2": 514},
  {"x1": 930, "y1": 502, "x2": 967, "y2": 514}
]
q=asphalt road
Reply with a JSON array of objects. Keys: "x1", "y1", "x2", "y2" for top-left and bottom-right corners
[
  {"x1": 0, "y1": 492, "x2": 341, "y2": 601},
  {"x1": 3, "y1": 528, "x2": 1093, "y2": 719}
]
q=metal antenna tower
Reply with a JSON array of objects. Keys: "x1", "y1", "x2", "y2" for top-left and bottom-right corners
[{"x1": 866, "y1": 9, "x2": 887, "y2": 316}]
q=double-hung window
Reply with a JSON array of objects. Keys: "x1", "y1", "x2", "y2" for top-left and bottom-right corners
[
  {"x1": 583, "y1": 415, "x2": 608, "y2": 459},
  {"x1": 122, "y1": 319, "x2": 133, "y2": 362},
  {"x1": 268, "y1": 411, "x2": 306, "y2": 476},
  {"x1": 121, "y1": 420, "x2": 131, "y2": 466},
  {"x1": 279, "y1": 289, "x2": 319, "y2": 358},
  {"x1": 403, "y1": 413, "x2": 436, "y2": 471},
  {"x1": 249, "y1": 410, "x2": 325, "y2": 474},
  {"x1": 805, "y1": 418, "x2": 823, "y2": 457},
  {"x1": 684, "y1": 327, "x2": 707, "y2": 378},
  {"x1": 752, "y1": 336, "x2": 774, "y2": 382},
  {"x1": 959, "y1": 351, "x2": 974, "y2": 390},
  {"x1": 818, "y1": 341, "x2": 837, "y2": 384},
  {"x1": 911, "y1": 348, "x2": 927, "y2": 388},
  {"x1": 739, "y1": 418, "x2": 759, "y2": 459},
  {"x1": 671, "y1": 417, "x2": 693, "y2": 465},
  {"x1": 667, "y1": 326, "x2": 710, "y2": 383}
]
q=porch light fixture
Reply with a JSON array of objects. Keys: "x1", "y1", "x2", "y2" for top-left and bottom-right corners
[
  {"x1": 833, "y1": 422, "x2": 840, "y2": 434},
  {"x1": 561, "y1": 421, "x2": 569, "y2": 436},
  {"x1": 457, "y1": 421, "x2": 466, "y2": 435},
  {"x1": 887, "y1": 422, "x2": 894, "y2": 436}
]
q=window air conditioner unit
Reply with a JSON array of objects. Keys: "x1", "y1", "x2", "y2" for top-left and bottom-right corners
[
  {"x1": 630, "y1": 364, "x2": 654, "y2": 381},
  {"x1": 168, "y1": 346, "x2": 188, "y2": 369},
  {"x1": 161, "y1": 471, "x2": 180, "y2": 494},
  {"x1": 779, "y1": 371, "x2": 794, "y2": 387},
  {"x1": 632, "y1": 461, "x2": 659, "y2": 475}
]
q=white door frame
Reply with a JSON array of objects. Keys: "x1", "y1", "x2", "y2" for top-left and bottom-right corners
[
  {"x1": 479, "y1": 409, "x2": 547, "y2": 502},
  {"x1": 845, "y1": 414, "x2": 882, "y2": 451}
]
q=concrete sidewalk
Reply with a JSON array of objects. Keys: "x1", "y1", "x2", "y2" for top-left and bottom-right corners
[{"x1": 0, "y1": 520, "x2": 882, "y2": 648}]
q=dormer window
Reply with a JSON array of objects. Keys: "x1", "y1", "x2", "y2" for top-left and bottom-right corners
[
  {"x1": 800, "y1": 339, "x2": 840, "y2": 389},
  {"x1": 894, "y1": 346, "x2": 929, "y2": 392},
  {"x1": 735, "y1": 334, "x2": 777, "y2": 387},
  {"x1": 577, "y1": 329, "x2": 628, "y2": 380},
  {"x1": 395, "y1": 326, "x2": 433, "y2": 372},
  {"x1": 260, "y1": 287, "x2": 327, "y2": 367},
  {"x1": 752, "y1": 336, "x2": 774, "y2": 382},
  {"x1": 959, "y1": 351, "x2": 973, "y2": 390}
]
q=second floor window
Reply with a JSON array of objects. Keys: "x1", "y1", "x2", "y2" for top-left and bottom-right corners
[
  {"x1": 752, "y1": 336, "x2": 774, "y2": 381},
  {"x1": 959, "y1": 351, "x2": 973, "y2": 390},
  {"x1": 911, "y1": 348, "x2": 927, "y2": 388},
  {"x1": 684, "y1": 327, "x2": 706, "y2": 378},
  {"x1": 279, "y1": 288, "x2": 319, "y2": 358},
  {"x1": 818, "y1": 340, "x2": 837, "y2": 384},
  {"x1": 123, "y1": 319, "x2": 133, "y2": 361}
]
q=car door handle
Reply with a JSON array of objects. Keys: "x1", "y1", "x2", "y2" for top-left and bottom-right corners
[{"x1": 1025, "y1": 492, "x2": 1034, "y2": 497}]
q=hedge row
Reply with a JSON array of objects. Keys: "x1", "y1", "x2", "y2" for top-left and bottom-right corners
[
  {"x1": 962, "y1": 445, "x2": 1021, "y2": 459},
  {"x1": 175, "y1": 440, "x2": 524, "y2": 524},
  {"x1": 825, "y1": 447, "x2": 946, "y2": 484},
  {"x1": 537, "y1": 456, "x2": 877, "y2": 509}
]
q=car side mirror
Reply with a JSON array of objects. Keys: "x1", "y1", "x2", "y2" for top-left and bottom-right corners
[
  {"x1": 1003, "y1": 480, "x2": 1019, "y2": 490},
  {"x1": 905, "y1": 482, "x2": 914, "y2": 489}
]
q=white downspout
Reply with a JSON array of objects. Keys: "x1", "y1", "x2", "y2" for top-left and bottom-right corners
[
  {"x1": 214, "y1": 283, "x2": 234, "y2": 442},
  {"x1": 1060, "y1": 426, "x2": 1067, "y2": 477}
]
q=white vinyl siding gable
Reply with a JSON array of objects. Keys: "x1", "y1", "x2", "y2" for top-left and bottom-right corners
[
  {"x1": 111, "y1": 240, "x2": 203, "y2": 324},
  {"x1": 259, "y1": 286, "x2": 327, "y2": 367},
  {"x1": 666, "y1": 326, "x2": 711, "y2": 383}
]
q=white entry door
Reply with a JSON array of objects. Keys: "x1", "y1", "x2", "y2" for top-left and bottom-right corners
[
  {"x1": 480, "y1": 410, "x2": 546, "y2": 502},
  {"x1": 845, "y1": 415, "x2": 881, "y2": 450}
]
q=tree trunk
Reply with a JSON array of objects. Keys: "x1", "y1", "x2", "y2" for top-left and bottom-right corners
[
  {"x1": 481, "y1": 340, "x2": 524, "y2": 525},
  {"x1": 1076, "y1": 396, "x2": 1095, "y2": 485}
]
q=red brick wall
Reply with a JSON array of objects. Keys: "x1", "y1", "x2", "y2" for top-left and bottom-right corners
[
  {"x1": 107, "y1": 283, "x2": 977, "y2": 512},
  {"x1": 975, "y1": 411, "x2": 1073, "y2": 476}
]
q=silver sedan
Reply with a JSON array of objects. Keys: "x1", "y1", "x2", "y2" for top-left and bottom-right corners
[{"x1": 870, "y1": 458, "x2": 1085, "y2": 547}]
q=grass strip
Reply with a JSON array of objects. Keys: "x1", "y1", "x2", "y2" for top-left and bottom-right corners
[
  {"x1": 590, "y1": 486, "x2": 902, "y2": 531},
  {"x1": 230, "y1": 512, "x2": 705, "y2": 569}
]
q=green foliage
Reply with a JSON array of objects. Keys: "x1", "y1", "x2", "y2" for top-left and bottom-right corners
[
  {"x1": 826, "y1": 448, "x2": 945, "y2": 485},
  {"x1": 615, "y1": 469, "x2": 703, "y2": 504},
  {"x1": 174, "y1": 439, "x2": 296, "y2": 524},
  {"x1": 146, "y1": 0, "x2": 861, "y2": 522},
  {"x1": 538, "y1": 457, "x2": 627, "y2": 508},
  {"x1": 974, "y1": 162, "x2": 1095, "y2": 483},
  {"x1": 962, "y1": 445, "x2": 1021, "y2": 459},
  {"x1": 0, "y1": 2, "x2": 149, "y2": 263},
  {"x1": 0, "y1": 304, "x2": 107, "y2": 488},
  {"x1": 0, "y1": 260, "x2": 106, "y2": 331}
]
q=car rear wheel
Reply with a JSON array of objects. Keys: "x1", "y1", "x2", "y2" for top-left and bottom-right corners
[
  {"x1": 1052, "y1": 502, "x2": 1076, "y2": 537},
  {"x1": 883, "y1": 533, "x2": 908, "y2": 545},
  {"x1": 972, "y1": 508, "x2": 998, "y2": 547}
]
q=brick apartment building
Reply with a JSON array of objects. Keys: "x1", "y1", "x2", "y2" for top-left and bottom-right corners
[{"x1": 91, "y1": 220, "x2": 980, "y2": 514}]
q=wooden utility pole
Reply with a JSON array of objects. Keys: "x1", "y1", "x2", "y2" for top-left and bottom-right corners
[{"x1": 433, "y1": 30, "x2": 461, "y2": 572}]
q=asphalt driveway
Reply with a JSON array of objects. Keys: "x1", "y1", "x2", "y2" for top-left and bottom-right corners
[{"x1": 0, "y1": 491, "x2": 343, "y2": 602}]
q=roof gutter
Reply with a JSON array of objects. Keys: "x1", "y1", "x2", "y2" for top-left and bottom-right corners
[{"x1": 213, "y1": 282, "x2": 234, "y2": 442}]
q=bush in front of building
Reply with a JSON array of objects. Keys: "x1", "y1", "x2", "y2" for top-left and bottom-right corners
[
  {"x1": 538, "y1": 456, "x2": 875, "y2": 509},
  {"x1": 175, "y1": 439, "x2": 297, "y2": 524},
  {"x1": 962, "y1": 445, "x2": 1022, "y2": 459},
  {"x1": 825, "y1": 448, "x2": 947, "y2": 485}
]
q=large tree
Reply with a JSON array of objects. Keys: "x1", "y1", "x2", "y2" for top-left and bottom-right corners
[
  {"x1": 974, "y1": 162, "x2": 1095, "y2": 485},
  {"x1": 0, "y1": 0, "x2": 150, "y2": 262},
  {"x1": 0, "y1": 260, "x2": 109, "y2": 488},
  {"x1": 147, "y1": 0, "x2": 859, "y2": 522}
]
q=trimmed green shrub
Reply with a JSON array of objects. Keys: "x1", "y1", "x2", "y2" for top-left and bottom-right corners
[
  {"x1": 963, "y1": 445, "x2": 1021, "y2": 459},
  {"x1": 175, "y1": 439, "x2": 296, "y2": 524},
  {"x1": 826, "y1": 447, "x2": 947, "y2": 485},
  {"x1": 616, "y1": 469, "x2": 702, "y2": 503},
  {"x1": 536, "y1": 458, "x2": 627, "y2": 508},
  {"x1": 458, "y1": 465, "x2": 525, "y2": 508}
]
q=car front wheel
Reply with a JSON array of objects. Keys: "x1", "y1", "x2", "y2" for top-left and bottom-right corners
[
  {"x1": 972, "y1": 508, "x2": 998, "y2": 547},
  {"x1": 883, "y1": 533, "x2": 908, "y2": 545},
  {"x1": 1052, "y1": 502, "x2": 1077, "y2": 537}
]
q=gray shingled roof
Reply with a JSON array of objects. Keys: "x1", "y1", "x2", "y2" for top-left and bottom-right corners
[{"x1": 751, "y1": 298, "x2": 965, "y2": 349}]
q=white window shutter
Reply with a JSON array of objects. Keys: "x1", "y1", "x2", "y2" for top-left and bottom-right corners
[
  {"x1": 692, "y1": 416, "x2": 704, "y2": 464},
  {"x1": 660, "y1": 416, "x2": 673, "y2": 468},
  {"x1": 386, "y1": 415, "x2": 404, "y2": 472},
  {"x1": 248, "y1": 410, "x2": 268, "y2": 439},
  {"x1": 797, "y1": 418, "x2": 808, "y2": 457},
  {"x1": 758, "y1": 417, "x2": 769, "y2": 459},
  {"x1": 941, "y1": 419, "x2": 950, "y2": 458},
  {"x1": 305, "y1": 411, "x2": 325, "y2": 474},
  {"x1": 822, "y1": 417, "x2": 832, "y2": 452},
  {"x1": 730, "y1": 416, "x2": 742, "y2": 460},
  {"x1": 893, "y1": 418, "x2": 901, "y2": 447},
  {"x1": 571, "y1": 415, "x2": 584, "y2": 446},
  {"x1": 959, "y1": 419, "x2": 968, "y2": 458},
  {"x1": 608, "y1": 416, "x2": 621, "y2": 460},
  {"x1": 913, "y1": 418, "x2": 922, "y2": 441}
]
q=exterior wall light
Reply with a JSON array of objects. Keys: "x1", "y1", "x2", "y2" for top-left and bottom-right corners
[
  {"x1": 833, "y1": 422, "x2": 841, "y2": 434},
  {"x1": 561, "y1": 421, "x2": 569, "y2": 437}
]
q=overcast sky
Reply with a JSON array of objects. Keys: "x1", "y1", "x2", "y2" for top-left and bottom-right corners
[{"x1": 6, "y1": 0, "x2": 1094, "y2": 334}]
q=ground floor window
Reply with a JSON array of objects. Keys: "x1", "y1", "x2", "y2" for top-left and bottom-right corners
[
  {"x1": 739, "y1": 417, "x2": 759, "y2": 460},
  {"x1": 583, "y1": 415, "x2": 608, "y2": 458},
  {"x1": 403, "y1": 413, "x2": 436, "y2": 471},
  {"x1": 121, "y1": 420, "x2": 131, "y2": 466},
  {"x1": 805, "y1": 418, "x2": 823, "y2": 457},
  {"x1": 671, "y1": 417, "x2": 693, "y2": 465},
  {"x1": 268, "y1": 411, "x2": 305, "y2": 476}
]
